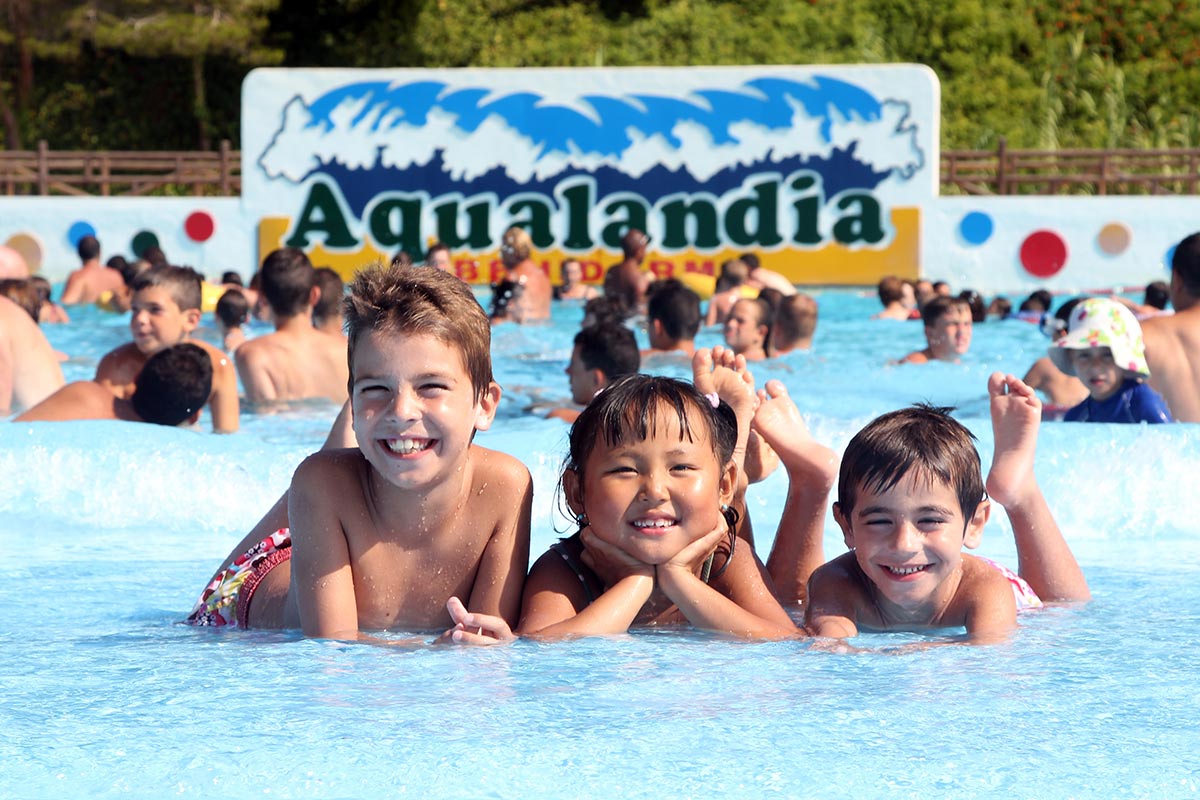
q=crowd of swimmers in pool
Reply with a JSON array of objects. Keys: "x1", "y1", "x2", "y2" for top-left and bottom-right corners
[{"x1": 4, "y1": 226, "x2": 1200, "y2": 645}]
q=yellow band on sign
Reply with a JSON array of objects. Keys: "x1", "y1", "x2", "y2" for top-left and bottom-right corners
[{"x1": 257, "y1": 207, "x2": 918, "y2": 292}]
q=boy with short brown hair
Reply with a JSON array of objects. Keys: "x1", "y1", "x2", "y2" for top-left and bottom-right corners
[
  {"x1": 801, "y1": 374, "x2": 1090, "y2": 643},
  {"x1": 896, "y1": 295, "x2": 973, "y2": 364},
  {"x1": 95, "y1": 265, "x2": 239, "y2": 433},
  {"x1": 188, "y1": 263, "x2": 532, "y2": 640}
]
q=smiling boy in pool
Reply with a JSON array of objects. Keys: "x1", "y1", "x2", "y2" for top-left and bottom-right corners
[
  {"x1": 187, "y1": 263, "x2": 532, "y2": 639},
  {"x1": 799, "y1": 373, "x2": 1090, "y2": 643},
  {"x1": 95, "y1": 265, "x2": 239, "y2": 433}
]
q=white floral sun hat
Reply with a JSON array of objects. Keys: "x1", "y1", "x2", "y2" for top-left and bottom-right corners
[{"x1": 1048, "y1": 297, "x2": 1150, "y2": 378}]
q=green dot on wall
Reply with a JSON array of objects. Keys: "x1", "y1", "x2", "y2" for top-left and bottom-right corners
[{"x1": 131, "y1": 230, "x2": 160, "y2": 259}]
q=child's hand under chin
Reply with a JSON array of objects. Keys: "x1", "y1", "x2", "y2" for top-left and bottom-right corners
[
  {"x1": 579, "y1": 526, "x2": 654, "y2": 584},
  {"x1": 660, "y1": 518, "x2": 727, "y2": 577}
]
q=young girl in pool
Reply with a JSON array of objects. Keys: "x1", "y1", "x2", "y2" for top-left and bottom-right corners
[
  {"x1": 1048, "y1": 297, "x2": 1172, "y2": 424},
  {"x1": 445, "y1": 348, "x2": 837, "y2": 642}
]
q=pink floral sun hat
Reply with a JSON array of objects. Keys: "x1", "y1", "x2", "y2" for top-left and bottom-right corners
[{"x1": 1048, "y1": 297, "x2": 1150, "y2": 378}]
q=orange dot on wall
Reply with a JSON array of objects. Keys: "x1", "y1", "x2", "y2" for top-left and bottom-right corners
[
  {"x1": 1097, "y1": 222, "x2": 1132, "y2": 255},
  {"x1": 4, "y1": 233, "x2": 43, "y2": 272}
]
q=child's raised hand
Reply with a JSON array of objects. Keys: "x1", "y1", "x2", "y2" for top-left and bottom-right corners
[
  {"x1": 985, "y1": 372, "x2": 1042, "y2": 509},
  {"x1": 579, "y1": 526, "x2": 654, "y2": 585},
  {"x1": 434, "y1": 596, "x2": 516, "y2": 646}
]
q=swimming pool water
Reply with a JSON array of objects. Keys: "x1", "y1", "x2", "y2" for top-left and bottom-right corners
[{"x1": 2, "y1": 289, "x2": 1198, "y2": 798}]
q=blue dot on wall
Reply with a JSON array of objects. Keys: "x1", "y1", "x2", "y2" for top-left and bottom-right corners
[
  {"x1": 959, "y1": 211, "x2": 994, "y2": 246},
  {"x1": 67, "y1": 221, "x2": 96, "y2": 247}
]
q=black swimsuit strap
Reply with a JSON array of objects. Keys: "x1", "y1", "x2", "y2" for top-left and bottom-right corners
[
  {"x1": 551, "y1": 534, "x2": 718, "y2": 608},
  {"x1": 550, "y1": 534, "x2": 602, "y2": 605}
]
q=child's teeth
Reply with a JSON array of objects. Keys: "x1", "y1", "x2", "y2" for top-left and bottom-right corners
[{"x1": 386, "y1": 438, "x2": 429, "y2": 454}]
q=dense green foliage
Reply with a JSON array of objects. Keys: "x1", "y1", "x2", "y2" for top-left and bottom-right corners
[{"x1": 1, "y1": 0, "x2": 1197, "y2": 152}]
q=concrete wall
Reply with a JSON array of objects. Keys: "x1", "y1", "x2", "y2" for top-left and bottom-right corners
[
  {"x1": 0, "y1": 196, "x2": 255, "y2": 284},
  {"x1": 4, "y1": 193, "x2": 1199, "y2": 295}
]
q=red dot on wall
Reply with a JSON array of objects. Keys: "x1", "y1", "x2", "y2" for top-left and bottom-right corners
[
  {"x1": 1019, "y1": 230, "x2": 1068, "y2": 278},
  {"x1": 184, "y1": 211, "x2": 215, "y2": 242}
]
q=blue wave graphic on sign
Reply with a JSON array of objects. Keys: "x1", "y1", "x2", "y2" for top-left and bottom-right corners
[{"x1": 257, "y1": 75, "x2": 923, "y2": 216}]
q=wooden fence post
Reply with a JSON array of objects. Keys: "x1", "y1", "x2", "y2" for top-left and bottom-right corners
[
  {"x1": 37, "y1": 140, "x2": 49, "y2": 195},
  {"x1": 219, "y1": 139, "x2": 231, "y2": 195},
  {"x1": 996, "y1": 136, "x2": 1008, "y2": 195}
]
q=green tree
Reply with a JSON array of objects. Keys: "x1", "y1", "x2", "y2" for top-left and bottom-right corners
[
  {"x1": 0, "y1": 0, "x2": 78, "y2": 148},
  {"x1": 66, "y1": 0, "x2": 283, "y2": 148}
]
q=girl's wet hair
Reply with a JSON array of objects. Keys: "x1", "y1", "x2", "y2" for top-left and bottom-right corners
[
  {"x1": 562, "y1": 373, "x2": 741, "y2": 579},
  {"x1": 837, "y1": 403, "x2": 986, "y2": 524},
  {"x1": 565, "y1": 374, "x2": 738, "y2": 477}
]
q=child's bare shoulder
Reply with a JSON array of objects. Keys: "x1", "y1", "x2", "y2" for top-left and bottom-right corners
[
  {"x1": 522, "y1": 541, "x2": 591, "y2": 612},
  {"x1": 469, "y1": 444, "x2": 533, "y2": 491},
  {"x1": 190, "y1": 338, "x2": 234, "y2": 369},
  {"x1": 811, "y1": 551, "x2": 861, "y2": 582},
  {"x1": 292, "y1": 447, "x2": 367, "y2": 493},
  {"x1": 960, "y1": 554, "x2": 1016, "y2": 600},
  {"x1": 808, "y1": 553, "x2": 872, "y2": 607},
  {"x1": 97, "y1": 341, "x2": 141, "y2": 373}
]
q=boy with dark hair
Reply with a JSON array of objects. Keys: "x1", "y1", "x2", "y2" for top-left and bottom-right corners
[
  {"x1": 235, "y1": 248, "x2": 348, "y2": 405},
  {"x1": 215, "y1": 288, "x2": 250, "y2": 352},
  {"x1": 424, "y1": 241, "x2": 451, "y2": 272},
  {"x1": 60, "y1": 235, "x2": 124, "y2": 306},
  {"x1": 312, "y1": 266, "x2": 346, "y2": 337},
  {"x1": 872, "y1": 275, "x2": 912, "y2": 320},
  {"x1": 896, "y1": 295, "x2": 973, "y2": 364},
  {"x1": 769, "y1": 292, "x2": 818, "y2": 354},
  {"x1": 1143, "y1": 280, "x2": 1170, "y2": 311},
  {"x1": 604, "y1": 228, "x2": 652, "y2": 315},
  {"x1": 644, "y1": 278, "x2": 701, "y2": 358},
  {"x1": 723, "y1": 296, "x2": 772, "y2": 361},
  {"x1": 188, "y1": 263, "x2": 531, "y2": 640},
  {"x1": 95, "y1": 265, "x2": 239, "y2": 432},
  {"x1": 19, "y1": 343, "x2": 213, "y2": 427},
  {"x1": 704, "y1": 258, "x2": 751, "y2": 326},
  {"x1": 796, "y1": 374, "x2": 1090, "y2": 643},
  {"x1": 548, "y1": 322, "x2": 641, "y2": 423},
  {"x1": 581, "y1": 295, "x2": 629, "y2": 329}
]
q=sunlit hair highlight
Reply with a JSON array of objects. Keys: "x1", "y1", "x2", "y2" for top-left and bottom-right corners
[
  {"x1": 344, "y1": 262, "x2": 493, "y2": 400},
  {"x1": 838, "y1": 403, "x2": 986, "y2": 525}
]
